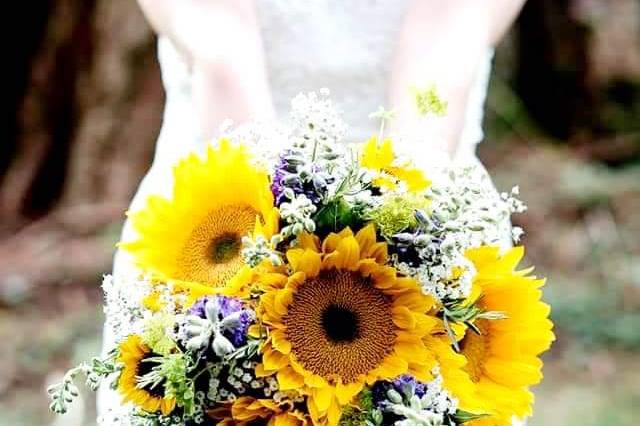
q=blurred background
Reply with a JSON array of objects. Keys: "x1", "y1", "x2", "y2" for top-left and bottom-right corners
[{"x1": 2, "y1": 1, "x2": 639, "y2": 425}]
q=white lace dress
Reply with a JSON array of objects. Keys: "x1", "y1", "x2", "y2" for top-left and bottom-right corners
[{"x1": 97, "y1": 0, "x2": 499, "y2": 420}]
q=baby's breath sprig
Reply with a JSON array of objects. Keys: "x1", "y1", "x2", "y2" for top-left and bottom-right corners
[{"x1": 48, "y1": 353, "x2": 118, "y2": 414}]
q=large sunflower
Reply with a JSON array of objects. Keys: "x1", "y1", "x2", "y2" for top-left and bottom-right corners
[
  {"x1": 256, "y1": 225, "x2": 443, "y2": 425},
  {"x1": 117, "y1": 335, "x2": 176, "y2": 415},
  {"x1": 121, "y1": 140, "x2": 278, "y2": 289},
  {"x1": 457, "y1": 246, "x2": 554, "y2": 425}
]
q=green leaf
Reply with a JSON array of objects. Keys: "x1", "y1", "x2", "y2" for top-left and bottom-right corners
[
  {"x1": 453, "y1": 409, "x2": 489, "y2": 423},
  {"x1": 314, "y1": 198, "x2": 363, "y2": 236}
]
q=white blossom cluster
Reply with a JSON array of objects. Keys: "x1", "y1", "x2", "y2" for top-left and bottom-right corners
[
  {"x1": 240, "y1": 234, "x2": 283, "y2": 267},
  {"x1": 218, "y1": 118, "x2": 289, "y2": 168},
  {"x1": 97, "y1": 405, "x2": 184, "y2": 426},
  {"x1": 396, "y1": 164, "x2": 526, "y2": 302},
  {"x1": 289, "y1": 90, "x2": 360, "y2": 197},
  {"x1": 279, "y1": 193, "x2": 318, "y2": 237},
  {"x1": 97, "y1": 405, "x2": 138, "y2": 426},
  {"x1": 102, "y1": 273, "x2": 153, "y2": 338},
  {"x1": 103, "y1": 273, "x2": 187, "y2": 347},
  {"x1": 290, "y1": 88, "x2": 347, "y2": 148},
  {"x1": 207, "y1": 361, "x2": 280, "y2": 404}
]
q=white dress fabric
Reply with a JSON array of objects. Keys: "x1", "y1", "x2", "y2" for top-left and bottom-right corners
[{"x1": 97, "y1": 0, "x2": 499, "y2": 420}]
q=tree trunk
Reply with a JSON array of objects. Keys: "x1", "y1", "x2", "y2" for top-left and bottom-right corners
[{"x1": 0, "y1": 0, "x2": 162, "y2": 288}]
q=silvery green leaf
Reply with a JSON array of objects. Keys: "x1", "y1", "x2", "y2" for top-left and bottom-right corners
[
  {"x1": 387, "y1": 389, "x2": 403, "y2": 404},
  {"x1": 371, "y1": 409, "x2": 384, "y2": 425},
  {"x1": 185, "y1": 334, "x2": 209, "y2": 351},
  {"x1": 219, "y1": 311, "x2": 244, "y2": 331},
  {"x1": 212, "y1": 331, "x2": 235, "y2": 356},
  {"x1": 303, "y1": 219, "x2": 316, "y2": 232}
]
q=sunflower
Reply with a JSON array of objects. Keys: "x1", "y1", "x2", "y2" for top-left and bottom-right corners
[
  {"x1": 121, "y1": 139, "x2": 278, "y2": 289},
  {"x1": 360, "y1": 137, "x2": 430, "y2": 193},
  {"x1": 455, "y1": 246, "x2": 554, "y2": 425},
  {"x1": 214, "y1": 396, "x2": 311, "y2": 426},
  {"x1": 256, "y1": 225, "x2": 443, "y2": 425},
  {"x1": 117, "y1": 335, "x2": 176, "y2": 415}
]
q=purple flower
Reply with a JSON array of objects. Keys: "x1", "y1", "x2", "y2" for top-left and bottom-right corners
[
  {"x1": 392, "y1": 375, "x2": 426, "y2": 398},
  {"x1": 271, "y1": 150, "x2": 298, "y2": 206},
  {"x1": 372, "y1": 375, "x2": 426, "y2": 408},
  {"x1": 188, "y1": 296, "x2": 253, "y2": 347},
  {"x1": 271, "y1": 150, "x2": 330, "y2": 207}
]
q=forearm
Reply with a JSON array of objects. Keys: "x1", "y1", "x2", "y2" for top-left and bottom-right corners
[
  {"x1": 388, "y1": 0, "x2": 526, "y2": 154},
  {"x1": 137, "y1": 0, "x2": 274, "y2": 138},
  {"x1": 389, "y1": 1, "x2": 489, "y2": 154},
  {"x1": 185, "y1": 1, "x2": 274, "y2": 136}
]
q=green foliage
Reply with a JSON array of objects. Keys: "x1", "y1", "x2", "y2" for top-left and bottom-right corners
[
  {"x1": 442, "y1": 299, "x2": 507, "y2": 351},
  {"x1": 314, "y1": 197, "x2": 365, "y2": 236},
  {"x1": 453, "y1": 410, "x2": 488, "y2": 424},
  {"x1": 340, "y1": 388, "x2": 376, "y2": 426},
  {"x1": 366, "y1": 195, "x2": 429, "y2": 240},
  {"x1": 142, "y1": 313, "x2": 178, "y2": 356},
  {"x1": 548, "y1": 284, "x2": 640, "y2": 350},
  {"x1": 137, "y1": 353, "x2": 197, "y2": 415}
]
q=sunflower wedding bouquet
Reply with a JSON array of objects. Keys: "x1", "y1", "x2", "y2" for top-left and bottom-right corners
[{"x1": 49, "y1": 90, "x2": 553, "y2": 426}]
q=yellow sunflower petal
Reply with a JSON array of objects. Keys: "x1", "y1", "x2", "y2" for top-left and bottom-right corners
[
  {"x1": 335, "y1": 380, "x2": 362, "y2": 405},
  {"x1": 287, "y1": 248, "x2": 321, "y2": 278},
  {"x1": 277, "y1": 366, "x2": 305, "y2": 390},
  {"x1": 311, "y1": 386, "x2": 334, "y2": 412}
]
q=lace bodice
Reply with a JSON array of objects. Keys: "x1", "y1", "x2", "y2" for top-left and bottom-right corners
[
  {"x1": 258, "y1": 0, "x2": 408, "y2": 143},
  {"x1": 258, "y1": 0, "x2": 492, "y2": 156}
]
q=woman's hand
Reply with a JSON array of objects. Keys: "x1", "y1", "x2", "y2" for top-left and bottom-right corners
[{"x1": 136, "y1": 0, "x2": 274, "y2": 138}]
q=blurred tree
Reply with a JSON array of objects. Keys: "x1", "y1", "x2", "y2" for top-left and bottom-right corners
[
  {"x1": 1, "y1": 0, "x2": 161, "y2": 286},
  {"x1": 512, "y1": 0, "x2": 640, "y2": 165},
  {"x1": 515, "y1": 0, "x2": 594, "y2": 141}
]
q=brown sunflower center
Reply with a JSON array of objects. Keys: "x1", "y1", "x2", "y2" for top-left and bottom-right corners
[
  {"x1": 176, "y1": 204, "x2": 258, "y2": 285},
  {"x1": 459, "y1": 319, "x2": 490, "y2": 382},
  {"x1": 210, "y1": 233, "x2": 241, "y2": 264},
  {"x1": 322, "y1": 304, "x2": 360, "y2": 343},
  {"x1": 136, "y1": 352, "x2": 166, "y2": 398},
  {"x1": 283, "y1": 270, "x2": 396, "y2": 383}
]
